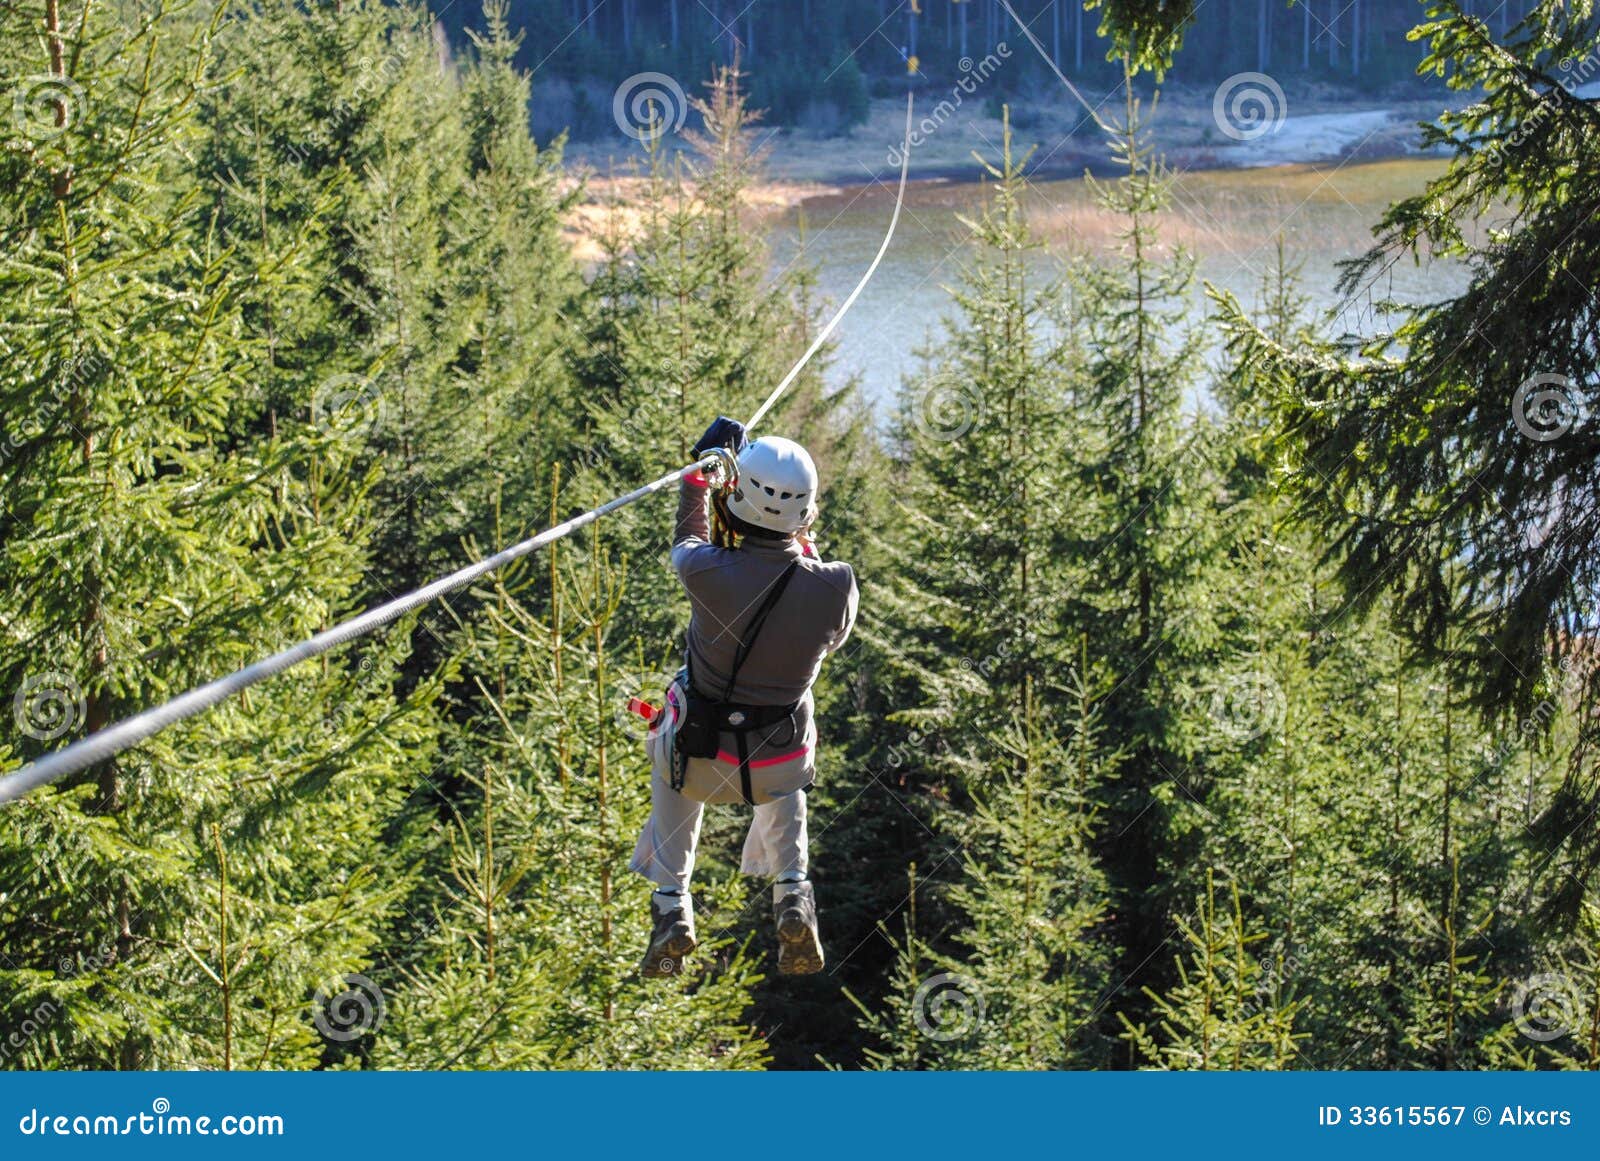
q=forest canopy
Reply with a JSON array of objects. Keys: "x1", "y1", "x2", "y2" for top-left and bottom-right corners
[{"x1": 1, "y1": 0, "x2": 1598, "y2": 1071}]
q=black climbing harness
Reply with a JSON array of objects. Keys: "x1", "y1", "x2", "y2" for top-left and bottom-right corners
[{"x1": 672, "y1": 559, "x2": 801, "y2": 804}]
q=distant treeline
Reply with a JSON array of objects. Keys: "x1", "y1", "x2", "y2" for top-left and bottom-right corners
[{"x1": 445, "y1": 0, "x2": 1551, "y2": 137}]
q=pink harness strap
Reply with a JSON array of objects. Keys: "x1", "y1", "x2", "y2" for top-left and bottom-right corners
[{"x1": 714, "y1": 742, "x2": 811, "y2": 769}]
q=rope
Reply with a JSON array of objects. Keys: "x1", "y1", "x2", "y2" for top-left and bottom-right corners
[
  {"x1": 743, "y1": 91, "x2": 913, "y2": 431},
  {"x1": 0, "y1": 95, "x2": 916, "y2": 807}
]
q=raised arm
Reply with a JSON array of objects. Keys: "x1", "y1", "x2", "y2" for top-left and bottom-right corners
[
  {"x1": 673, "y1": 416, "x2": 748, "y2": 578},
  {"x1": 670, "y1": 473, "x2": 715, "y2": 577}
]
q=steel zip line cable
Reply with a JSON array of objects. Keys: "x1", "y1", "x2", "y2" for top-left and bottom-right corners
[
  {"x1": 994, "y1": 0, "x2": 1115, "y2": 136},
  {"x1": 0, "y1": 94, "x2": 915, "y2": 807}
]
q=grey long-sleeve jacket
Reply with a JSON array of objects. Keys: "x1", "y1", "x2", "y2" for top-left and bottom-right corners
[{"x1": 672, "y1": 476, "x2": 857, "y2": 719}]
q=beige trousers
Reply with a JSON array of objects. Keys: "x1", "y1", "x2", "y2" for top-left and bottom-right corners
[{"x1": 628, "y1": 679, "x2": 813, "y2": 893}]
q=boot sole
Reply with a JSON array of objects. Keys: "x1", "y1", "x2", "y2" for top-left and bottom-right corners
[
  {"x1": 776, "y1": 914, "x2": 824, "y2": 975},
  {"x1": 640, "y1": 931, "x2": 698, "y2": 978}
]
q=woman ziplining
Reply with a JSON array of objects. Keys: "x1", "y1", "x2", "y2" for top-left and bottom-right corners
[
  {"x1": 0, "y1": 94, "x2": 912, "y2": 820},
  {"x1": 630, "y1": 420, "x2": 857, "y2": 977}
]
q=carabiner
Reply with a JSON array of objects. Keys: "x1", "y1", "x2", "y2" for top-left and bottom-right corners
[{"x1": 698, "y1": 446, "x2": 740, "y2": 491}]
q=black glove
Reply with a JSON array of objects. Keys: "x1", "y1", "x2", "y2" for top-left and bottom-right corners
[{"x1": 692, "y1": 416, "x2": 747, "y2": 457}]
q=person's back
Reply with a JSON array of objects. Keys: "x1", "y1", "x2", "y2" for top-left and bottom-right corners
[
  {"x1": 630, "y1": 420, "x2": 857, "y2": 978},
  {"x1": 673, "y1": 483, "x2": 856, "y2": 705}
]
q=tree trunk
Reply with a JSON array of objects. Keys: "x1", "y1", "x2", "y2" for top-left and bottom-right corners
[{"x1": 1258, "y1": 0, "x2": 1268, "y2": 72}]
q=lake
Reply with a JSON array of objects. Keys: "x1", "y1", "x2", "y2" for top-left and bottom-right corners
[{"x1": 769, "y1": 157, "x2": 1469, "y2": 414}]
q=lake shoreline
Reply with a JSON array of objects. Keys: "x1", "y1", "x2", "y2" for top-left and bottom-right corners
[{"x1": 564, "y1": 87, "x2": 1454, "y2": 191}]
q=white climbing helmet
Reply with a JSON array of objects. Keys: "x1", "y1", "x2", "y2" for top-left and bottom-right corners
[{"x1": 725, "y1": 436, "x2": 818, "y2": 535}]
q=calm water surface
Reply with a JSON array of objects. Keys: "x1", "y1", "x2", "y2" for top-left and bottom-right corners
[{"x1": 769, "y1": 157, "x2": 1469, "y2": 413}]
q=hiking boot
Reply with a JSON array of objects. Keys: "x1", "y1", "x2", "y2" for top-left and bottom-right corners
[
  {"x1": 773, "y1": 879, "x2": 824, "y2": 975},
  {"x1": 640, "y1": 893, "x2": 697, "y2": 979}
]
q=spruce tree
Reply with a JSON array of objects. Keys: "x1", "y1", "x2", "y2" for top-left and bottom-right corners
[
  {"x1": 1059, "y1": 67, "x2": 1222, "y2": 1028},
  {"x1": 1218, "y1": 1, "x2": 1600, "y2": 920},
  {"x1": 0, "y1": 0, "x2": 430, "y2": 1069}
]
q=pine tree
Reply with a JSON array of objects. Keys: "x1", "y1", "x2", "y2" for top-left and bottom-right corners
[
  {"x1": 1060, "y1": 65, "x2": 1223, "y2": 1030},
  {"x1": 438, "y1": 0, "x2": 583, "y2": 564},
  {"x1": 1119, "y1": 872, "x2": 1304, "y2": 1070},
  {"x1": 1205, "y1": 229, "x2": 1562, "y2": 1070},
  {"x1": 1218, "y1": 1, "x2": 1600, "y2": 921},
  {"x1": 848, "y1": 107, "x2": 1147, "y2": 1069},
  {"x1": 0, "y1": 0, "x2": 430, "y2": 1069}
]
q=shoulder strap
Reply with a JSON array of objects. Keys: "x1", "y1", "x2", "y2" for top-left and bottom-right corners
[{"x1": 721, "y1": 560, "x2": 800, "y2": 703}]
